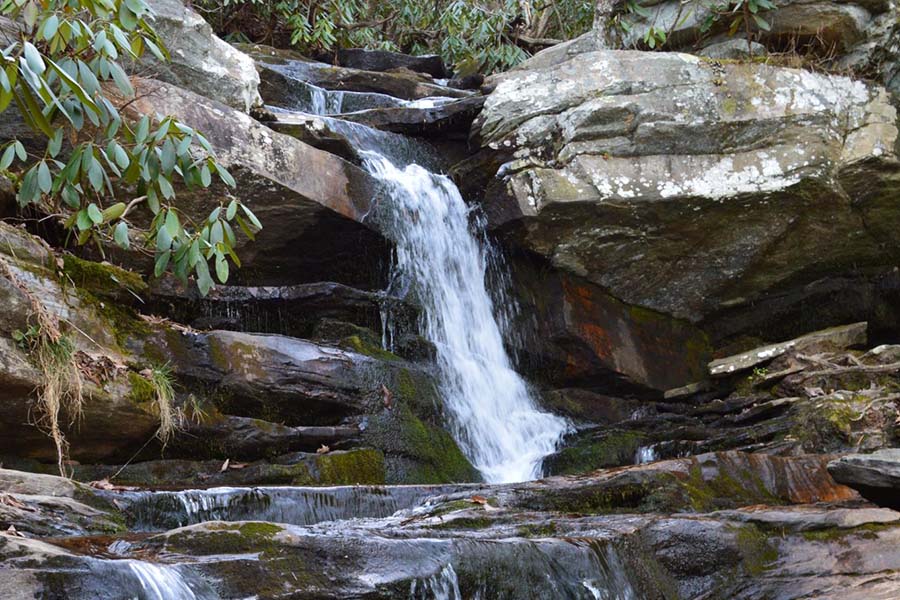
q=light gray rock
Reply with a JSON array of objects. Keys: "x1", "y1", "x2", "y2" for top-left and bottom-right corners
[
  {"x1": 142, "y1": 0, "x2": 262, "y2": 112},
  {"x1": 612, "y1": 0, "x2": 889, "y2": 54},
  {"x1": 829, "y1": 449, "x2": 900, "y2": 509},
  {"x1": 833, "y1": 4, "x2": 900, "y2": 99},
  {"x1": 699, "y1": 39, "x2": 767, "y2": 59},
  {"x1": 0, "y1": 469, "x2": 124, "y2": 536},
  {"x1": 470, "y1": 49, "x2": 900, "y2": 370},
  {"x1": 708, "y1": 322, "x2": 868, "y2": 376}
]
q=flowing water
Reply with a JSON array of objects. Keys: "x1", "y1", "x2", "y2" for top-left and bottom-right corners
[
  {"x1": 364, "y1": 153, "x2": 570, "y2": 483},
  {"x1": 112, "y1": 484, "x2": 471, "y2": 531},
  {"x1": 83, "y1": 559, "x2": 216, "y2": 600}
]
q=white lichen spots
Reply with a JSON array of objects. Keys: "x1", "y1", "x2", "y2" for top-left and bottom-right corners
[
  {"x1": 676, "y1": 53, "x2": 701, "y2": 65},
  {"x1": 659, "y1": 153, "x2": 801, "y2": 200}
]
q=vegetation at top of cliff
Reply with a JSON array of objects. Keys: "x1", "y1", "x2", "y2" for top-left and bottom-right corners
[
  {"x1": 0, "y1": 0, "x2": 260, "y2": 296},
  {"x1": 611, "y1": 0, "x2": 776, "y2": 51},
  {"x1": 194, "y1": 0, "x2": 595, "y2": 74}
]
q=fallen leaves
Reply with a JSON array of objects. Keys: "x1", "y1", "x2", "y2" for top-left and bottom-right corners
[
  {"x1": 0, "y1": 493, "x2": 32, "y2": 511},
  {"x1": 5, "y1": 525, "x2": 24, "y2": 537},
  {"x1": 219, "y1": 459, "x2": 248, "y2": 472}
]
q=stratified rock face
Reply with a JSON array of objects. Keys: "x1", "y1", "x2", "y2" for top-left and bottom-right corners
[
  {"x1": 0, "y1": 224, "x2": 162, "y2": 463},
  {"x1": 618, "y1": 0, "x2": 889, "y2": 50},
  {"x1": 829, "y1": 449, "x2": 900, "y2": 510},
  {"x1": 594, "y1": 0, "x2": 900, "y2": 98},
  {"x1": 325, "y1": 48, "x2": 449, "y2": 79},
  {"x1": 142, "y1": 0, "x2": 262, "y2": 112},
  {"x1": 471, "y1": 48, "x2": 900, "y2": 389},
  {"x1": 249, "y1": 45, "x2": 470, "y2": 101}
]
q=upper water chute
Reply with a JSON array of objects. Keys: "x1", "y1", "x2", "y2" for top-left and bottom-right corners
[{"x1": 364, "y1": 153, "x2": 569, "y2": 483}]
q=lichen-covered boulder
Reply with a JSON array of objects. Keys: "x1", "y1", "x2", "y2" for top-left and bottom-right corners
[
  {"x1": 142, "y1": 0, "x2": 262, "y2": 112},
  {"x1": 471, "y1": 48, "x2": 900, "y2": 390}
]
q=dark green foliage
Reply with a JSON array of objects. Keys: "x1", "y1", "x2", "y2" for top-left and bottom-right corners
[
  {"x1": 196, "y1": 0, "x2": 595, "y2": 73},
  {"x1": 0, "y1": 0, "x2": 260, "y2": 295}
]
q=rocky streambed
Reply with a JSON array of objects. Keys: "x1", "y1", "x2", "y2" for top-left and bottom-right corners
[
  {"x1": 4, "y1": 447, "x2": 900, "y2": 598},
  {"x1": 2, "y1": 0, "x2": 900, "y2": 597}
]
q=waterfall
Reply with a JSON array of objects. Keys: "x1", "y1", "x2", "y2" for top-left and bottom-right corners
[
  {"x1": 364, "y1": 153, "x2": 569, "y2": 483},
  {"x1": 409, "y1": 564, "x2": 462, "y2": 600},
  {"x1": 85, "y1": 559, "x2": 215, "y2": 600},
  {"x1": 127, "y1": 561, "x2": 200, "y2": 600}
]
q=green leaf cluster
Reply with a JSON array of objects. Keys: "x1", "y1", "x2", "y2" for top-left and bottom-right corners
[
  {"x1": 0, "y1": 0, "x2": 260, "y2": 295},
  {"x1": 616, "y1": 0, "x2": 774, "y2": 51},
  {"x1": 701, "y1": 0, "x2": 775, "y2": 37},
  {"x1": 195, "y1": 0, "x2": 595, "y2": 74}
]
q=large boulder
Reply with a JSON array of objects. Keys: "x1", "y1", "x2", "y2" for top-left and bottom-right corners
[
  {"x1": 114, "y1": 78, "x2": 390, "y2": 288},
  {"x1": 470, "y1": 48, "x2": 900, "y2": 390},
  {"x1": 141, "y1": 0, "x2": 262, "y2": 112}
]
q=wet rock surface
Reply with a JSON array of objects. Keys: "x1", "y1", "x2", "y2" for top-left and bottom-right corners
[
  {"x1": 2, "y1": 452, "x2": 898, "y2": 599},
  {"x1": 247, "y1": 44, "x2": 470, "y2": 101},
  {"x1": 317, "y1": 48, "x2": 449, "y2": 79}
]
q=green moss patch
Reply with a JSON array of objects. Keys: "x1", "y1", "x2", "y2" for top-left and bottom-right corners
[
  {"x1": 733, "y1": 525, "x2": 778, "y2": 575},
  {"x1": 164, "y1": 522, "x2": 285, "y2": 555},
  {"x1": 315, "y1": 448, "x2": 386, "y2": 485},
  {"x1": 544, "y1": 430, "x2": 646, "y2": 475},
  {"x1": 62, "y1": 255, "x2": 146, "y2": 298},
  {"x1": 342, "y1": 334, "x2": 401, "y2": 362},
  {"x1": 365, "y1": 404, "x2": 479, "y2": 484}
]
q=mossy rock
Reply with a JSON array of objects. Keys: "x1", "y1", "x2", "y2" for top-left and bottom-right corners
[
  {"x1": 341, "y1": 334, "x2": 401, "y2": 362},
  {"x1": 528, "y1": 458, "x2": 785, "y2": 515},
  {"x1": 544, "y1": 429, "x2": 647, "y2": 476},
  {"x1": 364, "y1": 404, "x2": 479, "y2": 484},
  {"x1": 127, "y1": 371, "x2": 157, "y2": 406},
  {"x1": 62, "y1": 255, "x2": 146, "y2": 299},
  {"x1": 732, "y1": 524, "x2": 779, "y2": 576},
  {"x1": 315, "y1": 448, "x2": 386, "y2": 485},
  {"x1": 162, "y1": 521, "x2": 286, "y2": 555},
  {"x1": 313, "y1": 318, "x2": 380, "y2": 347}
]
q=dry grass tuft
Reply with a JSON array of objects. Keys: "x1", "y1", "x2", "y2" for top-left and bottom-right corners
[{"x1": 0, "y1": 256, "x2": 84, "y2": 477}]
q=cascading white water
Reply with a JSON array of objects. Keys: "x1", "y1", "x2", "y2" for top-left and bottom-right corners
[
  {"x1": 127, "y1": 561, "x2": 199, "y2": 600},
  {"x1": 308, "y1": 84, "x2": 344, "y2": 115},
  {"x1": 364, "y1": 153, "x2": 569, "y2": 483}
]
